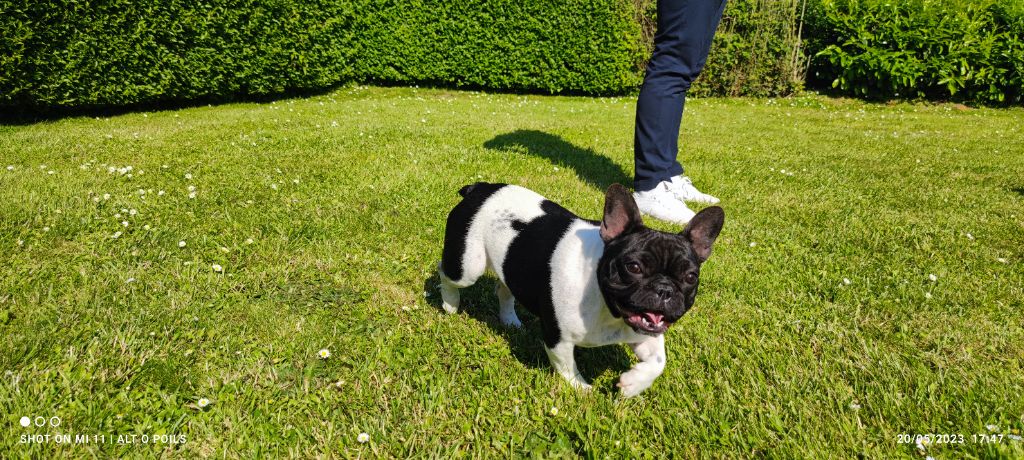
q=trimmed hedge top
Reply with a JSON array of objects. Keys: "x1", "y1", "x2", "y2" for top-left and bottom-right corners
[{"x1": 1, "y1": 0, "x2": 643, "y2": 108}]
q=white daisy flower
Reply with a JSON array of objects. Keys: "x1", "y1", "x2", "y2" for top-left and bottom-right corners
[
  {"x1": 187, "y1": 185, "x2": 196, "y2": 192},
  {"x1": 318, "y1": 348, "x2": 331, "y2": 359},
  {"x1": 928, "y1": 274, "x2": 937, "y2": 281},
  {"x1": 189, "y1": 191, "x2": 197, "y2": 199},
  {"x1": 986, "y1": 424, "x2": 999, "y2": 432},
  {"x1": 842, "y1": 278, "x2": 851, "y2": 285},
  {"x1": 122, "y1": 221, "x2": 129, "y2": 227},
  {"x1": 924, "y1": 292, "x2": 932, "y2": 299},
  {"x1": 126, "y1": 278, "x2": 135, "y2": 283},
  {"x1": 178, "y1": 240, "x2": 187, "y2": 248},
  {"x1": 158, "y1": 190, "x2": 165, "y2": 196},
  {"x1": 357, "y1": 432, "x2": 370, "y2": 443},
  {"x1": 143, "y1": 225, "x2": 151, "y2": 231},
  {"x1": 749, "y1": 242, "x2": 757, "y2": 247},
  {"x1": 849, "y1": 402, "x2": 860, "y2": 410},
  {"x1": 42, "y1": 226, "x2": 50, "y2": 232},
  {"x1": 549, "y1": 407, "x2": 558, "y2": 416},
  {"x1": 915, "y1": 436, "x2": 929, "y2": 450},
  {"x1": 129, "y1": 209, "x2": 137, "y2": 216},
  {"x1": 212, "y1": 264, "x2": 223, "y2": 273},
  {"x1": 197, "y1": 398, "x2": 211, "y2": 408},
  {"x1": 185, "y1": 173, "x2": 193, "y2": 180},
  {"x1": 111, "y1": 231, "x2": 123, "y2": 239},
  {"x1": 997, "y1": 258, "x2": 1007, "y2": 263},
  {"x1": 5, "y1": 165, "x2": 13, "y2": 171},
  {"x1": 103, "y1": 193, "x2": 111, "y2": 200},
  {"x1": 966, "y1": 233, "x2": 974, "y2": 240},
  {"x1": 245, "y1": 238, "x2": 254, "y2": 245}
]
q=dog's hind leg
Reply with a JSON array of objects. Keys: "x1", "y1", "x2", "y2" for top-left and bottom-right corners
[
  {"x1": 438, "y1": 277, "x2": 461, "y2": 314},
  {"x1": 438, "y1": 223, "x2": 488, "y2": 314},
  {"x1": 495, "y1": 282, "x2": 522, "y2": 328}
]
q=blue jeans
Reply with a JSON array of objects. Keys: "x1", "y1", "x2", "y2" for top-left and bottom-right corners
[{"x1": 634, "y1": 0, "x2": 727, "y2": 192}]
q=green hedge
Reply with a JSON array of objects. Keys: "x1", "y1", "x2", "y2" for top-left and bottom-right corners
[
  {"x1": 805, "y1": 0, "x2": 1024, "y2": 104},
  {"x1": 0, "y1": 0, "x2": 643, "y2": 109},
  {"x1": 6, "y1": 0, "x2": 1020, "y2": 108},
  {"x1": 647, "y1": 0, "x2": 807, "y2": 98}
]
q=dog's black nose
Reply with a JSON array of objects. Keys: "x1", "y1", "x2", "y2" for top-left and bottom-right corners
[{"x1": 656, "y1": 286, "x2": 673, "y2": 300}]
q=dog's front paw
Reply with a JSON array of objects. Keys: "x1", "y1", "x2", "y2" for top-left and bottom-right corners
[
  {"x1": 617, "y1": 370, "x2": 654, "y2": 398},
  {"x1": 570, "y1": 378, "x2": 593, "y2": 392}
]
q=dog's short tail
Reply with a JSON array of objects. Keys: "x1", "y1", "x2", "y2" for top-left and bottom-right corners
[{"x1": 458, "y1": 182, "x2": 488, "y2": 198}]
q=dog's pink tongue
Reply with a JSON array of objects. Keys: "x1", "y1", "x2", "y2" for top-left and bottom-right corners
[{"x1": 643, "y1": 312, "x2": 664, "y2": 324}]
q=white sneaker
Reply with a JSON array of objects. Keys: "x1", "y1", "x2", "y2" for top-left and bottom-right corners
[
  {"x1": 668, "y1": 176, "x2": 720, "y2": 204},
  {"x1": 633, "y1": 181, "x2": 696, "y2": 225}
]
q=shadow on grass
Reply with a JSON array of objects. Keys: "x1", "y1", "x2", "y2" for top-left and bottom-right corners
[
  {"x1": 0, "y1": 85, "x2": 341, "y2": 126},
  {"x1": 1012, "y1": 187, "x2": 1024, "y2": 197},
  {"x1": 422, "y1": 274, "x2": 632, "y2": 393},
  {"x1": 483, "y1": 130, "x2": 631, "y2": 190}
]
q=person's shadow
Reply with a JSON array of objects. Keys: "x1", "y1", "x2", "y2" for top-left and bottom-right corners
[
  {"x1": 422, "y1": 275, "x2": 633, "y2": 393},
  {"x1": 483, "y1": 129, "x2": 631, "y2": 190}
]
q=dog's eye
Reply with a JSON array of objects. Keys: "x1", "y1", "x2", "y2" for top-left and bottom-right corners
[
  {"x1": 684, "y1": 273, "x2": 698, "y2": 284},
  {"x1": 625, "y1": 262, "x2": 642, "y2": 274}
]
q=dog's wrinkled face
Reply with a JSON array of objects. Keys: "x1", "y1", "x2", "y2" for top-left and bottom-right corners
[{"x1": 596, "y1": 185, "x2": 724, "y2": 336}]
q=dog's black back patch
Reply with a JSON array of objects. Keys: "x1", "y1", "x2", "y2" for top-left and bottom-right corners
[
  {"x1": 442, "y1": 182, "x2": 507, "y2": 281},
  {"x1": 502, "y1": 200, "x2": 579, "y2": 348}
]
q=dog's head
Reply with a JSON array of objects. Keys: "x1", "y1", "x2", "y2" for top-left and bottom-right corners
[{"x1": 596, "y1": 184, "x2": 724, "y2": 336}]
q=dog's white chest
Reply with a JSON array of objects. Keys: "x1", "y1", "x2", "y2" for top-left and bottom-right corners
[{"x1": 549, "y1": 220, "x2": 649, "y2": 347}]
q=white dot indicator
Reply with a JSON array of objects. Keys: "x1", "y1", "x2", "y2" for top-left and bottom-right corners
[{"x1": 20, "y1": 416, "x2": 30, "y2": 427}]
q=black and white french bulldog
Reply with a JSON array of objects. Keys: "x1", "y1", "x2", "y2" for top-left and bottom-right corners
[{"x1": 438, "y1": 182, "x2": 724, "y2": 397}]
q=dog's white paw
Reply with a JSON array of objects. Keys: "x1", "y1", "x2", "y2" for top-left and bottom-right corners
[
  {"x1": 500, "y1": 314, "x2": 523, "y2": 328},
  {"x1": 439, "y1": 284, "x2": 460, "y2": 314},
  {"x1": 617, "y1": 370, "x2": 653, "y2": 398},
  {"x1": 570, "y1": 378, "x2": 593, "y2": 392}
]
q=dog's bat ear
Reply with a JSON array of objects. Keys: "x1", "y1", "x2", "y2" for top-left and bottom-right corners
[
  {"x1": 681, "y1": 206, "x2": 724, "y2": 261},
  {"x1": 600, "y1": 184, "x2": 643, "y2": 242}
]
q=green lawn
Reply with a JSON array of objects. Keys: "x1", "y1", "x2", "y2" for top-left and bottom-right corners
[{"x1": 2, "y1": 86, "x2": 1022, "y2": 458}]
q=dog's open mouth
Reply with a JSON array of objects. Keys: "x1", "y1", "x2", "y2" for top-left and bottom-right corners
[{"x1": 623, "y1": 311, "x2": 669, "y2": 335}]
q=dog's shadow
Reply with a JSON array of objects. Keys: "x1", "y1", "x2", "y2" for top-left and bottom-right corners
[{"x1": 422, "y1": 275, "x2": 633, "y2": 393}]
